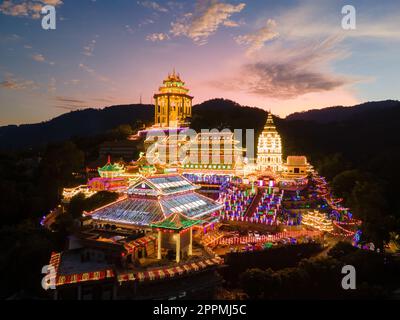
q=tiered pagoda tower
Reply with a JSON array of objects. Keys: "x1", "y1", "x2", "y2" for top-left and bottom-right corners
[
  {"x1": 154, "y1": 70, "x2": 193, "y2": 128},
  {"x1": 257, "y1": 112, "x2": 283, "y2": 172}
]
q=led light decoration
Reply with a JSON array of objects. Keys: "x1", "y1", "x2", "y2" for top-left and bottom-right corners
[
  {"x1": 256, "y1": 112, "x2": 283, "y2": 172},
  {"x1": 301, "y1": 210, "x2": 334, "y2": 232}
]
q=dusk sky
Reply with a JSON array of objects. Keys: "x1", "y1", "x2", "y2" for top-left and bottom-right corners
[{"x1": 0, "y1": 0, "x2": 399, "y2": 125}]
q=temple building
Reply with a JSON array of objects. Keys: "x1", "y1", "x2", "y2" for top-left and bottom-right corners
[
  {"x1": 154, "y1": 70, "x2": 193, "y2": 128},
  {"x1": 144, "y1": 130, "x2": 189, "y2": 166},
  {"x1": 46, "y1": 174, "x2": 224, "y2": 299},
  {"x1": 282, "y1": 156, "x2": 312, "y2": 179},
  {"x1": 256, "y1": 112, "x2": 283, "y2": 173},
  {"x1": 97, "y1": 156, "x2": 125, "y2": 179},
  {"x1": 182, "y1": 131, "x2": 246, "y2": 173},
  {"x1": 86, "y1": 174, "x2": 222, "y2": 261},
  {"x1": 87, "y1": 157, "x2": 127, "y2": 192}
]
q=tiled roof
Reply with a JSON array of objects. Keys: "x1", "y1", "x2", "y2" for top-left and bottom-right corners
[
  {"x1": 151, "y1": 212, "x2": 203, "y2": 230},
  {"x1": 91, "y1": 198, "x2": 164, "y2": 226}
]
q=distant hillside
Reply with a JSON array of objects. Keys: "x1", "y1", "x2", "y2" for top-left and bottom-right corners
[
  {"x1": 0, "y1": 104, "x2": 154, "y2": 150},
  {"x1": 285, "y1": 100, "x2": 400, "y2": 123},
  {"x1": 278, "y1": 101, "x2": 400, "y2": 165},
  {"x1": 0, "y1": 99, "x2": 268, "y2": 151},
  {"x1": 192, "y1": 98, "x2": 267, "y2": 134},
  {"x1": 1, "y1": 98, "x2": 399, "y2": 151}
]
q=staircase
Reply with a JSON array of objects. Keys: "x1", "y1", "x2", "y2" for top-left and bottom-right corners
[{"x1": 245, "y1": 188, "x2": 264, "y2": 218}]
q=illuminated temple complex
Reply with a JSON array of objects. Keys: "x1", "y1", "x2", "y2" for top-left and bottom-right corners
[{"x1": 48, "y1": 71, "x2": 328, "y2": 300}]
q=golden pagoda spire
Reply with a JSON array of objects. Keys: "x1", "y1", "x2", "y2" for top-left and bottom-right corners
[{"x1": 264, "y1": 111, "x2": 276, "y2": 130}]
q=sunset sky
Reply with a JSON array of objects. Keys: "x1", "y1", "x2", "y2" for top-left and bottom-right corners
[{"x1": 0, "y1": 0, "x2": 399, "y2": 125}]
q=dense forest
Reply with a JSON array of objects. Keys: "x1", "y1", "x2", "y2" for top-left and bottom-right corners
[{"x1": 0, "y1": 98, "x2": 399, "y2": 299}]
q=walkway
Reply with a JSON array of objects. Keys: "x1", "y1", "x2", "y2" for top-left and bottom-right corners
[{"x1": 245, "y1": 187, "x2": 264, "y2": 218}]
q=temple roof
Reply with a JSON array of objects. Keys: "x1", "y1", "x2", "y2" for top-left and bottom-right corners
[
  {"x1": 127, "y1": 174, "x2": 198, "y2": 196},
  {"x1": 164, "y1": 69, "x2": 183, "y2": 84},
  {"x1": 89, "y1": 174, "x2": 223, "y2": 227},
  {"x1": 99, "y1": 163, "x2": 124, "y2": 172},
  {"x1": 261, "y1": 112, "x2": 278, "y2": 133},
  {"x1": 91, "y1": 197, "x2": 165, "y2": 226},
  {"x1": 151, "y1": 212, "x2": 204, "y2": 231},
  {"x1": 286, "y1": 156, "x2": 308, "y2": 166},
  {"x1": 98, "y1": 156, "x2": 124, "y2": 176}
]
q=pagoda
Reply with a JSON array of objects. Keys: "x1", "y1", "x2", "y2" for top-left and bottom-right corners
[
  {"x1": 154, "y1": 70, "x2": 193, "y2": 128},
  {"x1": 88, "y1": 156, "x2": 127, "y2": 191},
  {"x1": 257, "y1": 112, "x2": 283, "y2": 173},
  {"x1": 97, "y1": 156, "x2": 125, "y2": 179}
]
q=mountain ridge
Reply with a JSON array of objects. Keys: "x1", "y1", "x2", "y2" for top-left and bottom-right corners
[
  {"x1": 1, "y1": 98, "x2": 399, "y2": 150},
  {"x1": 285, "y1": 100, "x2": 400, "y2": 123}
]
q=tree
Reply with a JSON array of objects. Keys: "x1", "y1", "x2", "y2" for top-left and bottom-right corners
[
  {"x1": 0, "y1": 219, "x2": 57, "y2": 299},
  {"x1": 68, "y1": 192, "x2": 87, "y2": 218},
  {"x1": 317, "y1": 153, "x2": 349, "y2": 181},
  {"x1": 239, "y1": 268, "x2": 267, "y2": 299},
  {"x1": 350, "y1": 181, "x2": 392, "y2": 250},
  {"x1": 67, "y1": 191, "x2": 119, "y2": 219},
  {"x1": 328, "y1": 241, "x2": 357, "y2": 259},
  {"x1": 38, "y1": 141, "x2": 85, "y2": 211},
  {"x1": 332, "y1": 170, "x2": 363, "y2": 204},
  {"x1": 108, "y1": 124, "x2": 133, "y2": 140}
]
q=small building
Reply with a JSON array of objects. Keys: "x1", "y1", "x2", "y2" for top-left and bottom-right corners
[
  {"x1": 151, "y1": 212, "x2": 204, "y2": 263},
  {"x1": 87, "y1": 156, "x2": 128, "y2": 192},
  {"x1": 282, "y1": 156, "x2": 312, "y2": 178}
]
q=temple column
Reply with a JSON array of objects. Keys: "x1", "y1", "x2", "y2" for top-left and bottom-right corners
[
  {"x1": 175, "y1": 232, "x2": 181, "y2": 263},
  {"x1": 77, "y1": 285, "x2": 82, "y2": 300},
  {"x1": 157, "y1": 230, "x2": 162, "y2": 260},
  {"x1": 155, "y1": 98, "x2": 158, "y2": 125},
  {"x1": 182, "y1": 96, "x2": 185, "y2": 119},
  {"x1": 189, "y1": 227, "x2": 193, "y2": 256},
  {"x1": 167, "y1": 95, "x2": 170, "y2": 127}
]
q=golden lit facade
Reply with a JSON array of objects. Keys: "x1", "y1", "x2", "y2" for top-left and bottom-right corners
[
  {"x1": 282, "y1": 156, "x2": 312, "y2": 178},
  {"x1": 183, "y1": 131, "x2": 246, "y2": 171},
  {"x1": 257, "y1": 112, "x2": 283, "y2": 172},
  {"x1": 302, "y1": 210, "x2": 334, "y2": 232},
  {"x1": 154, "y1": 71, "x2": 193, "y2": 128}
]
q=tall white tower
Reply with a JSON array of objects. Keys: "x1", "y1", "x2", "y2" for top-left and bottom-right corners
[{"x1": 257, "y1": 112, "x2": 283, "y2": 172}]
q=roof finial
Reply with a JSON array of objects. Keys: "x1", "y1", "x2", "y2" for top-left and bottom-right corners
[{"x1": 107, "y1": 155, "x2": 111, "y2": 164}]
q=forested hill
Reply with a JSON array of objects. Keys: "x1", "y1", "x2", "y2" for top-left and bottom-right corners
[
  {"x1": 1, "y1": 98, "x2": 399, "y2": 150},
  {"x1": 0, "y1": 104, "x2": 154, "y2": 150},
  {"x1": 0, "y1": 99, "x2": 267, "y2": 151},
  {"x1": 285, "y1": 100, "x2": 400, "y2": 123}
]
